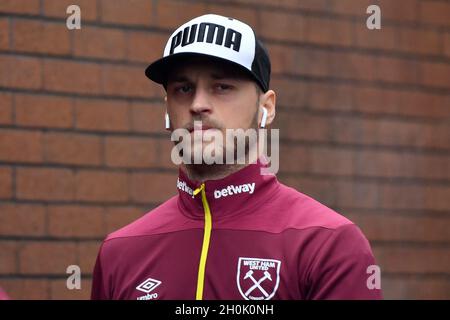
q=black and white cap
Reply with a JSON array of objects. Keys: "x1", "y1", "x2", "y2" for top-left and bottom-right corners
[{"x1": 145, "y1": 14, "x2": 271, "y2": 92}]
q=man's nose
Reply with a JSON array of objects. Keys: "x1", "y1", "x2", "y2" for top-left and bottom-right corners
[{"x1": 189, "y1": 87, "x2": 212, "y2": 116}]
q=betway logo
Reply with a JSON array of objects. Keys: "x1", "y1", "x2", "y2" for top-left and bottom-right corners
[
  {"x1": 177, "y1": 178, "x2": 193, "y2": 196},
  {"x1": 214, "y1": 183, "x2": 255, "y2": 199}
]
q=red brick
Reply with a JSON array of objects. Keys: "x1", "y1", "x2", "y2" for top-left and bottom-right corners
[
  {"x1": 102, "y1": 64, "x2": 161, "y2": 98},
  {"x1": 422, "y1": 123, "x2": 450, "y2": 150},
  {"x1": 44, "y1": 132, "x2": 102, "y2": 166},
  {"x1": 445, "y1": 33, "x2": 450, "y2": 57},
  {"x1": 0, "y1": 129, "x2": 43, "y2": 163},
  {"x1": 378, "y1": 184, "x2": 429, "y2": 210},
  {"x1": 347, "y1": 119, "x2": 449, "y2": 150},
  {"x1": 266, "y1": 44, "x2": 296, "y2": 75},
  {"x1": 420, "y1": 62, "x2": 450, "y2": 88},
  {"x1": 14, "y1": 94, "x2": 73, "y2": 128},
  {"x1": 420, "y1": 1, "x2": 450, "y2": 27},
  {"x1": 0, "y1": 279, "x2": 50, "y2": 300},
  {"x1": 105, "y1": 136, "x2": 158, "y2": 168},
  {"x1": 278, "y1": 145, "x2": 309, "y2": 173},
  {"x1": 425, "y1": 185, "x2": 450, "y2": 212},
  {"x1": 0, "y1": 203, "x2": 46, "y2": 236},
  {"x1": 281, "y1": 175, "x2": 336, "y2": 206},
  {"x1": 48, "y1": 205, "x2": 105, "y2": 237},
  {"x1": 329, "y1": 52, "x2": 376, "y2": 81},
  {"x1": 352, "y1": 87, "x2": 399, "y2": 116},
  {"x1": 99, "y1": 0, "x2": 153, "y2": 26},
  {"x1": 378, "y1": 0, "x2": 419, "y2": 23},
  {"x1": 130, "y1": 172, "x2": 177, "y2": 203},
  {"x1": 382, "y1": 277, "x2": 450, "y2": 300},
  {"x1": 156, "y1": 138, "x2": 179, "y2": 170},
  {"x1": 296, "y1": 48, "x2": 331, "y2": 78},
  {"x1": 356, "y1": 151, "x2": 450, "y2": 180},
  {"x1": 0, "y1": 92, "x2": 13, "y2": 124},
  {"x1": 0, "y1": 0, "x2": 40, "y2": 15},
  {"x1": 127, "y1": 31, "x2": 168, "y2": 64},
  {"x1": 43, "y1": 59, "x2": 101, "y2": 94},
  {"x1": 206, "y1": 4, "x2": 258, "y2": 29},
  {"x1": 309, "y1": 147, "x2": 354, "y2": 176},
  {"x1": 155, "y1": 0, "x2": 208, "y2": 29},
  {"x1": 0, "y1": 241, "x2": 17, "y2": 274},
  {"x1": 375, "y1": 56, "x2": 418, "y2": 84},
  {"x1": 276, "y1": 111, "x2": 331, "y2": 142},
  {"x1": 330, "y1": 117, "x2": 363, "y2": 145},
  {"x1": 130, "y1": 102, "x2": 165, "y2": 133},
  {"x1": 355, "y1": 25, "x2": 397, "y2": 51},
  {"x1": 304, "y1": 17, "x2": 353, "y2": 47},
  {"x1": 329, "y1": 0, "x2": 374, "y2": 16},
  {"x1": 356, "y1": 150, "x2": 403, "y2": 178},
  {"x1": 270, "y1": 45, "x2": 329, "y2": 78},
  {"x1": 19, "y1": 241, "x2": 78, "y2": 274},
  {"x1": 396, "y1": 28, "x2": 442, "y2": 55},
  {"x1": 349, "y1": 87, "x2": 450, "y2": 119},
  {"x1": 105, "y1": 206, "x2": 144, "y2": 233},
  {"x1": 397, "y1": 91, "x2": 450, "y2": 119},
  {"x1": 373, "y1": 246, "x2": 450, "y2": 274},
  {"x1": 0, "y1": 167, "x2": 12, "y2": 199},
  {"x1": 77, "y1": 241, "x2": 101, "y2": 276},
  {"x1": 259, "y1": 11, "x2": 305, "y2": 43},
  {"x1": 277, "y1": 0, "x2": 329, "y2": 11},
  {"x1": 307, "y1": 82, "x2": 353, "y2": 111},
  {"x1": 0, "y1": 55, "x2": 42, "y2": 89},
  {"x1": 50, "y1": 279, "x2": 91, "y2": 300},
  {"x1": 75, "y1": 170, "x2": 128, "y2": 202},
  {"x1": 75, "y1": 98, "x2": 130, "y2": 132},
  {"x1": 347, "y1": 213, "x2": 450, "y2": 243},
  {"x1": 215, "y1": 0, "x2": 328, "y2": 11},
  {"x1": 43, "y1": 0, "x2": 98, "y2": 21},
  {"x1": 12, "y1": 19, "x2": 71, "y2": 55},
  {"x1": 335, "y1": 180, "x2": 378, "y2": 209},
  {"x1": 0, "y1": 18, "x2": 9, "y2": 50},
  {"x1": 270, "y1": 78, "x2": 309, "y2": 109},
  {"x1": 16, "y1": 167, "x2": 75, "y2": 201},
  {"x1": 73, "y1": 26, "x2": 126, "y2": 60}
]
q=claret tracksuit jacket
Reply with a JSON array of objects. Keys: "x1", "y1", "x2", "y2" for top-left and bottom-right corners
[{"x1": 91, "y1": 160, "x2": 382, "y2": 300}]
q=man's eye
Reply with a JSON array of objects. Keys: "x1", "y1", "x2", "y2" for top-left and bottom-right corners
[
  {"x1": 176, "y1": 85, "x2": 192, "y2": 93},
  {"x1": 215, "y1": 84, "x2": 233, "y2": 91}
]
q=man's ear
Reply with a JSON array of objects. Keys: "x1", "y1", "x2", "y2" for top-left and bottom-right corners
[{"x1": 259, "y1": 90, "x2": 276, "y2": 127}]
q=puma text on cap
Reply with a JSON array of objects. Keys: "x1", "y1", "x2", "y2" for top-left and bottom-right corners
[{"x1": 145, "y1": 14, "x2": 271, "y2": 92}]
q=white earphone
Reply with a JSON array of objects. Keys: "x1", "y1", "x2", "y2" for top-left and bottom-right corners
[
  {"x1": 165, "y1": 111, "x2": 170, "y2": 130},
  {"x1": 260, "y1": 107, "x2": 268, "y2": 128}
]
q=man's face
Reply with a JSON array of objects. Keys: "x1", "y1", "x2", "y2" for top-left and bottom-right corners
[{"x1": 165, "y1": 57, "x2": 260, "y2": 163}]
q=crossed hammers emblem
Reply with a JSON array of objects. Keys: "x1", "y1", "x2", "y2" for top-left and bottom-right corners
[{"x1": 243, "y1": 270, "x2": 272, "y2": 298}]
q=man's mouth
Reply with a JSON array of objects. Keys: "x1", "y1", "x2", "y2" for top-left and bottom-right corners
[{"x1": 187, "y1": 124, "x2": 216, "y2": 133}]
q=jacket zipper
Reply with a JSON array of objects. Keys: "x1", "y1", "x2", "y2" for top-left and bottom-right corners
[{"x1": 193, "y1": 182, "x2": 212, "y2": 300}]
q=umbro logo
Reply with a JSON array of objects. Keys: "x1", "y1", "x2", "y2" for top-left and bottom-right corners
[{"x1": 136, "y1": 278, "x2": 161, "y2": 300}]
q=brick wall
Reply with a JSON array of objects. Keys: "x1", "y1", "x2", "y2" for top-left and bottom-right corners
[{"x1": 0, "y1": 0, "x2": 449, "y2": 299}]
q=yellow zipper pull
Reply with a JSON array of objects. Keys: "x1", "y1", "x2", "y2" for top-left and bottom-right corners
[{"x1": 192, "y1": 183, "x2": 205, "y2": 198}]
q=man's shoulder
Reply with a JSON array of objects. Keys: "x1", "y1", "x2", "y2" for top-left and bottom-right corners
[
  {"x1": 274, "y1": 182, "x2": 354, "y2": 232},
  {"x1": 103, "y1": 195, "x2": 193, "y2": 243}
]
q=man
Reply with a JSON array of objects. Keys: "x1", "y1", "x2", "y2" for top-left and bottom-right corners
[{"x1": 91, "y1": 14, "x2": 382, "y2": 300}]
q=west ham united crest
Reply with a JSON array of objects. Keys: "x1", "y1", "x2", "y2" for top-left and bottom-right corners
[{"x1": 237, "y1": 257, "x2": 281, "y2": 300}]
